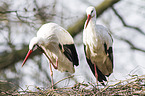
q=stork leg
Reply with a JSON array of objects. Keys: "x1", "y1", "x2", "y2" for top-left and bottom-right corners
[
  {"x1": 94, "y1": 64, "x2": 98, "y2": 85},
  {"x1": 43, "y1": 52, "x2": 58, "y2": 69},
  {"x1": 51, "y1": 58, "x2": 58, "y2": 69},
  {"x1": 49, "y1": 59, "x2": 58, "y2": 89},
  {"x1": 61, "y1": 44, "x2": 64, "y2": 52},
  {"x1": 49, "y1": 63, "x2": 54, "y2": 89}
]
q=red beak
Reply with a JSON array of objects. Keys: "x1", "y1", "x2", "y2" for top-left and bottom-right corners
[
  {"x1": 22, "y1": 50, "x2": 33, "y2": 67},
  {"x1": 85, "y1": 15, "x2": 91, "y2": 28}
]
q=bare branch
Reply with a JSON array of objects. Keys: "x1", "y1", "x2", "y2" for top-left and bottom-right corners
[
  {"x1": 114, "y1": 34, "x2": 145, "y2": 53},
  {"x1": 0, "y1": 10, "x2": 17, "y2": 14},
  {"x1": 0, "y1": 46, "x2": 41, "y2": 69},
  {"x1": 68, "y1": 0, "x2": 121, "y2": 37},
  {"x1": 0, "y1": 0, "x2": 121, "y2": 69},
  {"x1": 111, "y1": 6, "x2": 145, "y2": 36},
  {"x1": 51, "y1": 75, "x2": 74, "y2": 88},
  {"x1": 111, "y1": 6, "x2": 145, "y2": 53}
]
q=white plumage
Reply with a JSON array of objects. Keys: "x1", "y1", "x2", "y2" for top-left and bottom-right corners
[
  {"x1": 36, "y1": 23, "x2": 78, "y2": 73},
  {"x1": 37, "y1": 23, "x2": 74, "y2": 45},
  {"x1": 22, "y1": 23, "x2": 79, "y2": 87},
  {"x1": 83, "y1": 6, "x2": 113, "y2": 85}
]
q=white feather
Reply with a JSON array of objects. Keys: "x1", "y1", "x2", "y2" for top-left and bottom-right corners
[
  {"x1": 83, "y1": 6, "x2": 113, "y2": 76},
  {"x1": 30, "y1": 23, "x2": 76, "y2": 73},
  {"x1": 37, "y1": 23, "x2": 74, "y2": 45}
]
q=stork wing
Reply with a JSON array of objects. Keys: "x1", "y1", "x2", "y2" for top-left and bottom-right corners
[
  {"x1": 59, "y1": 44, "x2": 79, "y2": 66},
  {"x1": 104, "y1": 43, "x2": 113, "y2": 69},
  {"x1": 84, "y1": 44, "x2": 107, "y2": 85}
]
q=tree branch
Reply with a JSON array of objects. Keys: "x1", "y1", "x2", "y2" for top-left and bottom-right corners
[
  {"x1": 114, "y1": 34, "x2": 145, "y2": 53},
  {"x1": 68, "y1": 0, "x2": 121, "y2": 37},
  {"x1": 0, "y1": 45, "x2": 41, "y2": 69},
  {"x1": 111, "y1": 6, "x2": 145, "y2": 53},
  {"x1": 0, "y1": 11, "x2": 17, "y2": 14},
  {"x1": 111, "y1": 6, "x2": 145, "y2": 36},
  {"x1": 0, "y1": 0, "x2": 120, "y2": 69}
]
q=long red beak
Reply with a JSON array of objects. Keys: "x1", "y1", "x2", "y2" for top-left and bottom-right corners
[
  {"x1": 22, "y1": 50, "x2": 33, "y2": 67},
  {"x1": 85, "y1": 15, "x2": 91, "y2": 28}
]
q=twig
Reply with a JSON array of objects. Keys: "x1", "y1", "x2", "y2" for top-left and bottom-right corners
[
  {"x1": 0, "y1": 11, "x2": 17, "y2": 14},
  {"x1": 50, "y1": 75, "x2": 74, "y2": 88},
  {"x1": 101, "y1": 75, "x2": 145, "y2": 93},
  {"x1": 113, "y1": 34, "x2": 145, "y2": 53},
  {"x1": 111, "y1": 6, "x2": 145, "y2": 36}
]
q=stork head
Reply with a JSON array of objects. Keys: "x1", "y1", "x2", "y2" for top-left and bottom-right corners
[
  {"x1": 22, "y1": 37, "x2": 43, "y2": 67},
  {"x1": 85, "y1": 6, "x2": 96, "y2": 28}
]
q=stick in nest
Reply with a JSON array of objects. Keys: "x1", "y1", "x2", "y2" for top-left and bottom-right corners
[{"x1": 50, "y1": 75, "x2": 75, "y2": 88}]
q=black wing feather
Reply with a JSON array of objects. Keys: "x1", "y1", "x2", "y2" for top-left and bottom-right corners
[
  {"x1": 84, "y1": 45, "x2": 107, "y2": 85},
  {"x1": 104, "y1": 43, "x2": 113, "y2": 69},
  {"x1": 59, "y1": 44, "x2": 79, "y2": 66}
]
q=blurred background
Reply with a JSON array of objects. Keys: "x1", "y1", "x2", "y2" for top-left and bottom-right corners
[{"x1": 0, "y1": 0, "x2": 145, "y2": 91}]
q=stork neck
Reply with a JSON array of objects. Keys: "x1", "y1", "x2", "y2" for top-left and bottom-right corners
[
  {"x1": 37, "y1": 37, "x2": 44, "y2": 45},
  {"x1": 87, "y1": 17, "x2": 96, "y2": 29},
  {"x1": 29, "y1": 37, "x2": 44, "y2": 50},
  {"x1": 84, "y1": 17, "x2": 99, "y2": 42},
  {"x1": 90, "y1": 17, "x2": 96, "y2": 24}
]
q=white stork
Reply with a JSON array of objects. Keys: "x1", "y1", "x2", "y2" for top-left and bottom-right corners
[
  {"x1": 83, "y1": 6, "x2": 113, "y2": 85},
  {"x1": 22, "y1": 23, "x2": 79, "y2": 87}
]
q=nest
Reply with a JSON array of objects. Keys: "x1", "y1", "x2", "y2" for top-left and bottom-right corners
[{"x1": 0, "y1": 75, "x2": 145, "y2": 95}]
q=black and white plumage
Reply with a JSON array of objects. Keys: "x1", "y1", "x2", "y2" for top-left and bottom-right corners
[
  {"x1": 83, "y1": 6, "x2": 113, "y2": 85},
  {"x1": 22, "y1": 23, "x2": 79, "y2": 87}
]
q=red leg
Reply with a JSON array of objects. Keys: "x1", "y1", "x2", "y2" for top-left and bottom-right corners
[
  {"x1": 52, "y1": 59, "x2": 58, "y2": 69},
  {"x1": 43, "y1": 52, "x2": 58, "y2": 69},
  {"x1": 42, "y1": 46, "x2": 58, "y2": 69},
  {"x1": 48, "y1": 57, "x2": 58, "y2": 69},
  {"x1": 61, "y1": 44, "x2": 64, "y2": 52},
  {"x1": 94, "y1": 64, "x2": 98, "y2": 83}
]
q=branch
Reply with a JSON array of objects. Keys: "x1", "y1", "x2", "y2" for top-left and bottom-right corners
[
  {"x1": 51, "y1": 75, "x2": 74, "y2": 88},
  {"x1": 111, "y1": 6, "x2": 145, "y2": 36},
  {"x1": 68, "y1": 0, "x2": 121, "y2": 37},
  {"x1": 111, "y1": 6, "x2": 145, "y2": 53},
  {"x1": 114, "y1": 34, "x2": 145, "y2": 53},
  {"x1": 0, "y1": 0, "x2": 120, "y2": 69},
  {"x1": 0, "y1": 45, "x2": 41, "y2": 69},
  {"x1": 0, "y1": 11, "x2": 17, "y2": 14}
]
